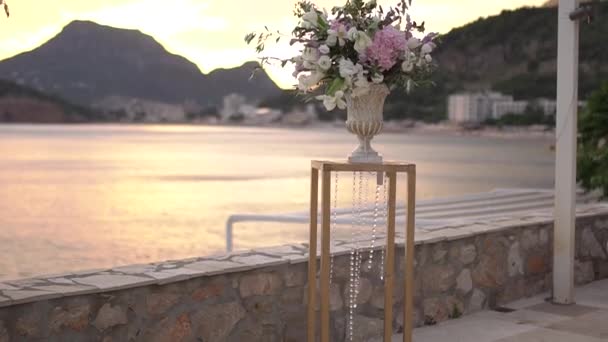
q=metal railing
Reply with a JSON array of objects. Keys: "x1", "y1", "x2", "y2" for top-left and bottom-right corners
[{"x1": 224, "y1": 188, "x2": 577, "y2": 252}]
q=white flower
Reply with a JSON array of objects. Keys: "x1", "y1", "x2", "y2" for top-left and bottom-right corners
[
  {"x1": 302, "y1": 47, "x2": 320, "y2": 62},
  {"x1": 319, "y1": 44, "x2": 330, "y2": 54},
  {"x1": 303, "y1": 61, "x2": 315, "y2": 69},
  {"x1": 317, "y1": 55, "x2": 332, "y2": 71},
  {"x1": 407, "y1": 37, "x2": 421, "y2": 50},
  {"x1": 401, "y1": 60, "x2": 414, "y2": 72},
  {"x1": 327, "y1": 25, "x2": 348, "y2": 47},
  {"x1": 302, "y1": 10, "x2": 319, "y2": 28},
  {"x1": 347, "y1": 27, "x2": 358, "y2": 41},
  {"x1": 424, "y1": 54, "x2": 433, "y2": 63},
  {"x1": 339, "y1": 58, "x2": 358, "y2": 78},
  {"x1": 317, "y1": 91, "x2": 346, "y2": 111},
  {"x1": 371, "y1": 73, "x2": 384, "y2": 84},
  {"x1": 351, "y1": 30, "x2": 373, "y2": 53},
  {"x1": 297, "y1": 75, "x2": 310, "y2": 91},
  {"x1": 298, "y1": 72, "x2": 324, "y2": 91},
  {"x1": 421, "y1": 42, "x2": 434, "y2": 55}
]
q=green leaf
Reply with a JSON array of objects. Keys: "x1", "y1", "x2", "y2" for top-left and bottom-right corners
[
  {"x1": 326, "y1": 77, "x2": 345, "y2": 96},
  {"x1": 244, "y1": 32, "x2": 256, "y2": 44}
]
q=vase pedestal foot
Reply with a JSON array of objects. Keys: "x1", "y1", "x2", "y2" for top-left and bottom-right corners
[
  {"x1": 348, "y1": 153, "x2": 382, "y2": 164},
  {"x1": 348, "y1": 136, "x2": 383, "y2": 164}
]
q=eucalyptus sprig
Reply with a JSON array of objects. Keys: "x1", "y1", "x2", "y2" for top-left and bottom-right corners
[{"x1": 0, "y1": 0, "x2": 9, "y2": 18}]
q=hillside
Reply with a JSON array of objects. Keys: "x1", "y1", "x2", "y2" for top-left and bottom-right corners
[
  {"x1": 0, "y1": 79, "x2": 102, "y2": 123},
  {"x1": 0, "y1": 21, "x2": 281, "y2": 106},
  {"x1": 386, "y1": 2, "x2": 608, "y2": 121}
]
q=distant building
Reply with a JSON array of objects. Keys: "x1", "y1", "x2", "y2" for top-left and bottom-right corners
[
  {"x1": 94, "y1": 96, "x2": 186, "y2": 122},
  {"x1": 448, "y1": 92, "x2": 569, "y2": 123},
  {"x1": 220, "y1": 93, "x2": 248, "y2": 121},
  {"x1": 220, "y1": 93, "x2": 285, "y2": 125},
  {"x1": 448, "y1": 92, "x2": 512, "y2": 123},
  {"x1": 492, "y1": 100, "x2": 528, "y2": 119},
  {"x1": 282, "y1": 104, "x2": 317, "y2": 126},
  {"x1": 537, "y1": 98, "x2": 557, "y2": 116}
]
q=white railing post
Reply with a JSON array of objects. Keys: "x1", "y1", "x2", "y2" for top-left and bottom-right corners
[
  {"x1": 553, "y1": 0, "x2": 580, "y2": 305},
  {"x1": 226, "y1": 218, "x2": 234, "y2": 252}
]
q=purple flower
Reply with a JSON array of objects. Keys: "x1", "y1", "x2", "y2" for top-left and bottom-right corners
[
  {"x1": 364, "y1": 26, "x2": 407, "y2": 71},
  {"x1": 422, "y1": 32, "x2": 438, "y2": 44},
  {"x1": 329, "y1": 19, "x2": 350, "y2": 31}
]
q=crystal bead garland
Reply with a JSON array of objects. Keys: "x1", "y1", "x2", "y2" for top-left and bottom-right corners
[
  {"x1": 346, "y1": 171, "x2": 388, "y2": 340},
  {"x1": 347, "y1": 171, "x2": 370, "y2": 341},
  {"x1": 379, "y1": 174, "x2": 388, "y2": 281},
  {"x1": 368, "y1": 173, "x2": 380, "y2": 270},
  {"x1": 347, "y1": 171, "x2": 358, "y2": 341},
  {"x1": 329, "y1": 171, "x2": 339, "y2": 285},
  {"x1": 356, "y1": 171, "x2": 367, "y2": 293}
]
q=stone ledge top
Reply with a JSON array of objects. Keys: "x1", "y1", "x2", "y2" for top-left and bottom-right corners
[{"x1": 0, "y1": 203, "x2": 607, "y2": 309}]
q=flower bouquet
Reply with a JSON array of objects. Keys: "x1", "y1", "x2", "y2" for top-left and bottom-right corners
[{"x1": 246, "y1": 0, "x2": 438, "y2": 162}]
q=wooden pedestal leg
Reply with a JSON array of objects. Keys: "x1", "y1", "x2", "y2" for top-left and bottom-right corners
[
  {"x1": 307, "y1": 168, "x2": 318, "y2": 342},
  {"x1": 403, "y1": 167, "x2": 416, "y2": 342},
  {"x1": 384, "y1": 172, "x2": 398, "y2": 341},
  {"x1": 320, "y1": 170, "x2": 332, "y2": 342}
]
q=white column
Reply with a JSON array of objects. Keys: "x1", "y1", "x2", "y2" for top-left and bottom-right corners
[{"x1": 553, "y1": 0, "x2": 579, "y2": 305}]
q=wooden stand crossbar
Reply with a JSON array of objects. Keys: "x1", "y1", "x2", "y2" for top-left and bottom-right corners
[{"x1": 307, "y1": 160, "x2": 416, "y2": 342}]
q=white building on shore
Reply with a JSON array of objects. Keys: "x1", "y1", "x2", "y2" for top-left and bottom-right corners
[
  {"x1": 94, "y1": 96, "x2": 186, "y2": 122},
  {"x1": 492, "y1": 100, "x2": 529, "y2": 119},
  {"x1": 448, "y1": 92, "x2": 562, "y2": 124},
  {"x1": 448, "y1": 92, "x2": 513, "y2": 123},
  {"x1": 537, "y1": 98, "x2": 558, "y2": 116}
]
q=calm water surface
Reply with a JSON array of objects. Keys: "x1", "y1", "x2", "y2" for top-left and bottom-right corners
[{"x1": 0, "y1": 124, "x2": 555, "y2": 280}]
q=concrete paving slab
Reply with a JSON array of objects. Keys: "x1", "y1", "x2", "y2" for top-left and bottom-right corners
[
  {"x1": 494, "y1": 328, "x2": 605, "y2": 342},
  {"x1": 394, "y1": 280, "x2": 608, "y2": 342},
  {"x1": 410, "y1": 315, "x2": 537, "y2": 342},
  {"x1": 546, "y1": 310, "x2": 608, "y2": 339},
  {"x1": 497, "y1": 309, "x2": 571, "y2": 327},
  {"x1": 503, "y1": 293, "x2": 548, "y2": 310},
  {"x1": 526, "y1": 302, "x2": 598, "y2": 317}
]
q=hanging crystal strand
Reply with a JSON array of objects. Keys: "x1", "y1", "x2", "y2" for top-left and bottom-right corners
[
  {"x1": 354, "y1": 171, "x2": 365, "y2": 308},
  {"x1": 347, "y1": 171, "x2": 357, "y2": 341},
  {"x1": 369, "y1": 173, "x2": 380, "y2": 270},
  {"x1": 330, "y1": 171, "x2": 339, "y2": 285},
  {"x1": 379, "y1": 174, "x2": 388, "y2": 281}
]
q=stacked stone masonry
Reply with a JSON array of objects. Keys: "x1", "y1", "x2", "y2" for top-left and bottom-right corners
[{"x1": 0, "y1": 204, "x2": 607, "y2": 341}]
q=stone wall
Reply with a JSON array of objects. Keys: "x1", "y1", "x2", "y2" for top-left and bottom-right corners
[{"x1": 0, "y1": 204, "x2": 607, "y2": 342}]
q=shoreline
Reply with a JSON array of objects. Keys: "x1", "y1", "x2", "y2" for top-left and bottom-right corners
[{"x1": 0, "y1": 120, "x2": 556, "y2": 140}]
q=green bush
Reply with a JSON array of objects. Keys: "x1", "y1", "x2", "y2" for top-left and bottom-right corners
[{"x1": 577, "y1": 82, "x2": 608, "y2": 198}]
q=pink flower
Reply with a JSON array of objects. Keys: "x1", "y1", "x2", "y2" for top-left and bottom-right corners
[{"x1": 364, "y1": 26, "x2": 407, "y2": 71}]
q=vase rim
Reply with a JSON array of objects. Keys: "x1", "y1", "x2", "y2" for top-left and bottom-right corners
[{"x1": 348, "y1": 83, "x2": 390, "y2": 100}]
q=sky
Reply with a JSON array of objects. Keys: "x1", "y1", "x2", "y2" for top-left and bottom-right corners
[{"x1": 0, "y1": 0, "x2": 546, "y2": 88}]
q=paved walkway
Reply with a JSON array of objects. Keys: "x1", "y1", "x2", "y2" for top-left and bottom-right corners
[{"x1": 393, "y1": 279, "x2": 608, "y2": 341}]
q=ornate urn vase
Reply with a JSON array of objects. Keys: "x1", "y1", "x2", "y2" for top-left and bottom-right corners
[{"x1": 345, "y1": 84, "x2": 390, "y2": 164}]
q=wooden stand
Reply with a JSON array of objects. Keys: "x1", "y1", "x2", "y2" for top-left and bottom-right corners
[{"x1": 307, "y1": 161, "x2": 416, "y2": 342}]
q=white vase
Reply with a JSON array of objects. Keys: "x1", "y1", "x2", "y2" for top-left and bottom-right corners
[{"x1": 345, "y1": 84, "x2": 390, "y2": 164}]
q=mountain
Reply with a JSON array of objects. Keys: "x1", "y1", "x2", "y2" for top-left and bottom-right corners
[
  {"x1": 0, "y1": 20, "x2": 281, "y2": 106},
  {"x1": 385, "y1": 2, "x2": 608, "y2": 122},
  {"x1": 0, "y1": 79, "x2": 101, "y2": 123}
]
